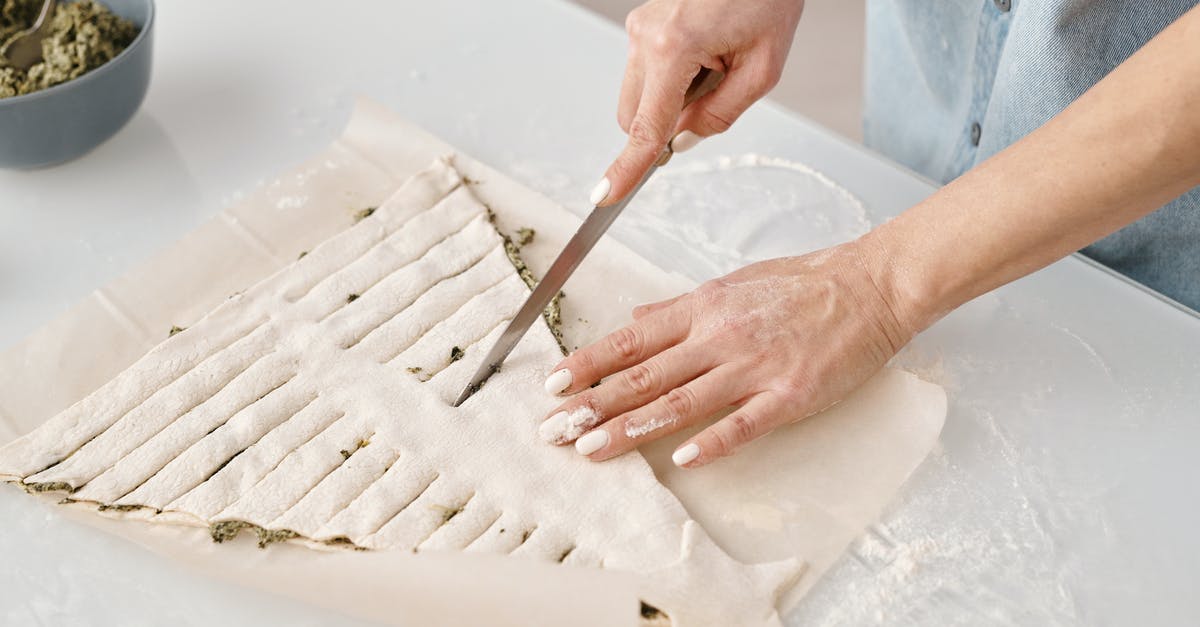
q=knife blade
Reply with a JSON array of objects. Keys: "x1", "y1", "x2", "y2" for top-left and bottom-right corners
[{"x1": 452, "y1": 68, "x2": 723, "y2": 407}]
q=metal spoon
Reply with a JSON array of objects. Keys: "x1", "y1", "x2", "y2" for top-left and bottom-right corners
[{"x1": 0, "y1": 0, "x2": 58, "y2": 71}]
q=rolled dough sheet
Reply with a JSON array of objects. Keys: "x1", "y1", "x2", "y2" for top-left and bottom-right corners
[{"x1": 0, "y1": 99, "x2": 946, "y2": 624}]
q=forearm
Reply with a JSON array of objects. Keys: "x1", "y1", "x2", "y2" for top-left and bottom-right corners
[{"x1": 860, "y1": 5, "x2": 1200, "y2": 333}]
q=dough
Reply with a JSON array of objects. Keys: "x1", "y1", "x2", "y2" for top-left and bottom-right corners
[{"x1": 0, "y1": 158, "x2": 801, "y2": 626}]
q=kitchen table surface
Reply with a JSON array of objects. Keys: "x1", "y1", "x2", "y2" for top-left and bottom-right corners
[{"x1": 1, "y1": 1, "x2": 1197, "y2": 625}]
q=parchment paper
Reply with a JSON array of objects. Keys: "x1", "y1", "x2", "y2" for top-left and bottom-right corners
[{"x1": 0, "y1": 99, "x2": 945, "y2": 623}]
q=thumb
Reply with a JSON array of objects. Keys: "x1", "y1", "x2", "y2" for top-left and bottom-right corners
[
  {"x1": 675, "y1": 55, "x2": 779, "y2": 139},
  {"x1": 595, "y1": 63, "x2": 695, "y2": 206}
]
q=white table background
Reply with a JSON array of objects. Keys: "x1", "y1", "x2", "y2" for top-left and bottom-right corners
[{"x1": 1, "y1": 1, "x2": 1198, "y2": 625}]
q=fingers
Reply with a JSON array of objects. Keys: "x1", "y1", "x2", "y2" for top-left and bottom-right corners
[
  {"x1": 573, "y1": 366, "x2": 742, "y2": 461},
  {"x1": 538, "y1": 341, "x2": 717, "y2": 445},
  {"x1": 675, "y1": 53, "x2": 780, "y2": 140},
  {"x1": 544, "y1": 304, "x2": 690, "y2": 396},
  {"x1": 596, "y1": 60, "x2": 697, "y2": 206},
  {"x1": 672, "y1": 390, "x2": 795, "y2": 468},
  {"x1": 617, "y1": 44, "x2": 644, "y2": 133}
]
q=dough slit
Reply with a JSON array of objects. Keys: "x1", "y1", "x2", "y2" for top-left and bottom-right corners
[
  {"x1": 278, "y1": 164, "x2": 462, "y2": 304},
  {"x1": 314, "y1": 209, "x2": 491, "y2": 326},
  {"x1": 509, "y1": 524, "x2": 574, "y2": 562},
  {"x1": 414, "y1": 317, "x2": 506, "y2": 384},
  {"x1": 295, "y1": 186, "x2": 485, "y2": 319},
  {"x1": 0, "y1": 313, "x2": 269, "y2": 481},
  {"x1": 387, "y1": 274, "x2": 526, "y2": 370},
  {"x1": 214, "y1": 413, "x2": 373, "y2": 526},
  {"x1": 315, "y1": 460, "x2": 439, "y2": 542},
  {"x1": 507, "y1": 523, "x2": 541, "y2": 556},
  {"x1": 561, "y1": 545, "x2": 603, "y2": 569},
  {"x1": 417, "y1": 494, "x2": 500, "y2": 552},
  {"x1": 361, "y1": 475, "x2": 472, "y2": 551},
  {"x1": 555, "y1": 545, "x2": 575, "y2": 563},
  {"x1": 348, "y1": 246, "x2": 511, "y2": 360},
  {"x1": 165, "y1": 403, "x2": 346, "y2": 520},
  {"x1": 463, "y1": 510, "x2": 530, "y2": 554},
  {"x1": 266, "y1": 437, "x2": 400, "y2": 538},
  {"x1": 330, "y1": 225, "x2": 502, "y2": 350},
  {"x1": 115, "y1": 388, "x2": 322, "y2": 510},
  {"x1": 74, "y1": 358, "x2": 300, "y2": 504},
  {"x1": 26, "y1": 329, "x2": 279, "y2": 489}
]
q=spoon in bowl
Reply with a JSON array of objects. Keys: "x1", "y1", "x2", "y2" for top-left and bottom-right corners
[{"x1": 0, "y1": 0, "x2": 58, "y2": 71}]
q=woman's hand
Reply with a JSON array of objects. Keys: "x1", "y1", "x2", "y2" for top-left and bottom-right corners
[
  {"x1": 538, "y1": 242, "x2": 913, "y2": 468},
  {"x1": 592, "y1": 0, "x2": 805, "y2": 206}
]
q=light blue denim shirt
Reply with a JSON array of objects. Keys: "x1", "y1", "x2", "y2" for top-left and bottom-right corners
[{"x1": 863, "y1": 0, "x2": 1199, "y2": 311}]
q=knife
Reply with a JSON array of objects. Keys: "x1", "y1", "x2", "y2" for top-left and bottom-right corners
[{"x1": 452, "y1": 68, "x2": 724, "y2": 407}]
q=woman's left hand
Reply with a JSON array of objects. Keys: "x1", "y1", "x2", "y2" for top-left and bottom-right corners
[{"x1": 537, "y1": 241, "x2": 914, "y2": 468}]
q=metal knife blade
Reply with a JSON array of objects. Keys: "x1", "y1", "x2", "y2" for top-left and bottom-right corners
[
  {"x1": 451, "y1": 156, "x2": 666, "y2": 407},
  {"x1": 451, "y1": 68, "x2": 723, "y2": 406}
]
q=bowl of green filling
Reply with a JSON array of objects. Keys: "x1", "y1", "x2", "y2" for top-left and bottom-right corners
[{"x1": 0, "y1": 0, "x2": 154, "y2": 169}]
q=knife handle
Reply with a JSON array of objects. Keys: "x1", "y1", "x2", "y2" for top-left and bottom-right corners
[
  {"x1": 658, "y1": 68, "x2": 724, "y2": 167},
  {"x1": 683, "y1": 67, "x2": 725, "y2": 108}
]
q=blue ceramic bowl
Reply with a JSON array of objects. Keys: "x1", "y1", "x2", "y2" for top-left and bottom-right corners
[{"x1": 0, "y1": 0, "x2": 155, "y2": 169}]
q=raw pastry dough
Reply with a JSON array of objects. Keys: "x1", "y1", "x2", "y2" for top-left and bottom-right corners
[{"x1": 0, "y1": 159, "x2": 801, "y2": 626}]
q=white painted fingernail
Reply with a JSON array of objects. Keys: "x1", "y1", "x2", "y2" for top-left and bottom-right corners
[
  {"x1": 575, "y1": 430, "x2": 609, "y2": 456},
  {"x1": 670, "y1": 130, "x2": 702, "y2": 153},
  {"x1": 538, "y1": 411, "x2": 569, "y2": 443},
  {"x1": 672, "y1": 443, "x2": 701, "y2": 467},
  {"x1": 589, "y1": 177, "x2": 611, "y2": 205},
  {"x1": 544, "y1": 369, "x2": 573, "y2": 395}
]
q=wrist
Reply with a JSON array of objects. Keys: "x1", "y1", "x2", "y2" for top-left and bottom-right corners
[{"x1": 850, "y1": 225, "x2": 954, "y2": 341}]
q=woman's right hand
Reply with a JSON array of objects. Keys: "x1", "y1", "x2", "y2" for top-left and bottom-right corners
[{"x1": 593, "y1": 0, "x2": 805, "y2": 206}]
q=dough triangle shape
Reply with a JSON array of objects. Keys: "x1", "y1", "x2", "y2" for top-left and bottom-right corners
[{"x1": 0, "y1": 158, "x2": 802, "y2": 626}]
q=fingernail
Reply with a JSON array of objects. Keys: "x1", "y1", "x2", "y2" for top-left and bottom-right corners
[
  {"x1": 589, "y1": 177, "x2": 611, "y2": 205},
  {"x1": 670, "y1": 130, "x2": 702, "y2": 153},
  {"x1": 672, "y1": 443, "x2": 701, "y2": 467},
  {"x1": 575, "y1": 430, "x2": 609, "y2": 456},
  {"x1": 544, "y1": 369, "x2": 573, "y2": 395},
  {"x1": 538, "y1": 411, "x2": 569, "y2": 443}
]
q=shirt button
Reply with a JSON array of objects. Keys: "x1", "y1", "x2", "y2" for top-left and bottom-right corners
[
  {"x1": 970, "y1": 122, "x2": 982, "y2": 146},
  {"x1": 994, "y1": 0, "x2": 1011, "y2": 11}
]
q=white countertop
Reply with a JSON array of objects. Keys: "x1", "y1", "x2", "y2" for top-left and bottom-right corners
[{"x1": 2, "y1": 1, "x2": 1198, "y2": 625}]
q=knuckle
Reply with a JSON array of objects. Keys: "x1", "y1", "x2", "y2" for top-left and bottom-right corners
[
  {"x1": 728, "y1": 412, "x2": 758, "y2": 444},
  {"x1": 662, "y1": 386, "x2": 698, "y2": 420},
  {"x1": 571, "y1": 392, "x2": 606, "y2": 422},
  {"x1": 625, "y1": 7, "x2": 644, "y2": 35},
  {"x1": 706, "y1": 427, "x2": 737, "y2": 458},
  {"x1": 649, "y1": 30, "x2": 678, "y2": 55},
  {"x1": 624, "y1": 362, "x2": 660, "y2": 397},
  {"x1": 716, "y1": 315, "x2": 748, "y2": 334},
  {"x1": 568, "y1": 349, "x2": 598, "y2": 379},
  {"x1": 627, "y1": 115, "x2": 666, "y2": 147},
  {"x1": 607, "y1": 326, "x2": 645, "y2": 362},
  {"x1": 777, "y1": 379, "x2": 813, "y2": 410},
  {"x1": 698, "y1": 108, "x2": 734, "y2": 134},
  {"x1": 609, "y1": 151, "x2": 646, "y2": 183},
  {"x1": 693, "y1": 279, "x2": 724, "y2": 303}
]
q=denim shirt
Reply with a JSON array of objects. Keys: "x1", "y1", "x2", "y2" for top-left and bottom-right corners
[{"x1": 863, "y1": 0, "x2": 1200, "y2": 311}]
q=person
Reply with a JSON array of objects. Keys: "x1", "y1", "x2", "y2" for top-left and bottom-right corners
[{"x1": 540, "y1": 0, "x2": 1200, "y2": 469}]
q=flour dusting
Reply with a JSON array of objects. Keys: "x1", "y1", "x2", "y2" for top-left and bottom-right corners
[
  {"x1": 608, "y1": 153, "x2": 873, "y2": 282},
  {"x1": 623, "y1": 414, "x2": 675, "y2": 439},
  {"x1": 537, "y1": 405, "x2": 600, "y2": 444}
]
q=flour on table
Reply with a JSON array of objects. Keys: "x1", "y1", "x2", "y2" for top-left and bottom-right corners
[
  {"x1": 603, "y1": 153, "x2": 873, "y2": 282},
  {"x1": 0, "y1": 159, "x2": 801, "y2": 627}
]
